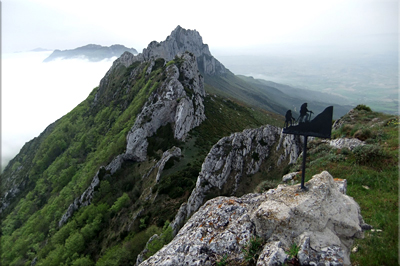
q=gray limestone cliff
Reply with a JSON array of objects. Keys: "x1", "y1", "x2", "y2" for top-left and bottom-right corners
[
  {"x1": 124, "y1": 52, "x2": 205, "y2": 161},
  {"x1": 141, "y1": 26, "x2": 227, "y2": 76},
  {"x1": 170, "y1": 126, "x2": 302, "y2": 234},
  {"x1": 59, "y1": 52, "x2": 206, "y2": 227},
  {"x1": 140, "y1": 171, "x2": 369, "y2": 266},
  {"x1": 94, "y1": 25, "x2": 226, "y2": 101}
]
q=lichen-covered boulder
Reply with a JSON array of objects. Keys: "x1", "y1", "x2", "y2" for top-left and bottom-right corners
[
  {"x1": 327, "y1": 138, "x2": 365, "y2": 151},
  {"x1": 171, "y1": 126, "x2": 302, "y2": 233},
  {"x1": 140, "y1": 171, "x2": 368, "y2": 266}
]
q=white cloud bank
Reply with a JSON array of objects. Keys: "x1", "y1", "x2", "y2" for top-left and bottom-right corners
[{"x1": 2, "y1": 51, "x2": 114, "y2": 169}]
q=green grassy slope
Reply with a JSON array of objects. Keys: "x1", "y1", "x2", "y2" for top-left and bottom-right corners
[
  {"x1": 0, "y1": 56, "x2": 280, "y2": 265},
  {"x1": 286, "y1": 105, "x2": 399, "y2": 265},
  {"x1": 205, "y1": 72, "x2": 289, "y2": 116},
  {"x1": 204, "y1": 72, "x2": 352, "y2": 120}
]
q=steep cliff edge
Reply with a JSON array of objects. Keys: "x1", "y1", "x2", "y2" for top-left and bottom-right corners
[
  {"x1": 141, "y1": 26, "x2": 227, "y2": 76},
  {"x1": 140, "y1": 171, "x2": 369, "y2": 266},
  {"x1": 171, "y1": 126, "x2": 302, "y2": 233},
  {"x1": 58, "y1": 51, "x2": 206, "y2": 227},
  {"x1": 0, "y1": 122, "x2": 57, "y2": 214},
  {"x1": 124, "y1": 52, "x2": 206, "y2": 161}
]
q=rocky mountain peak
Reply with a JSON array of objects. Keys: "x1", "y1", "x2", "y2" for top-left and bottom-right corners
[
  {"x1": 58, "y1": 51, "x2": 206, "y2": 227},
  {"x1": 147, "y1": 25, "x2": 211, "y2": 58},
  {"x1": 140, "y1": 26, "x2": 227, "y2": 76}
]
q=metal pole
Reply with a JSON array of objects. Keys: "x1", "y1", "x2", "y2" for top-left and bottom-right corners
[{"x1": 301, "y1": 135, "x2": 308, "y2": 190}]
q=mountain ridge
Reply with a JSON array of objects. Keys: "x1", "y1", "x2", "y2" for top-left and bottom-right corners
[
  {"x1": 1, "y1": 26, "x2": 397, "y2": 266},
  {"x1": 43, "y1": 44, "x2": 138, "y2": 62}
]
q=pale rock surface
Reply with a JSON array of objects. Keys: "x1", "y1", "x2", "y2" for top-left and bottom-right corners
[
  {"x1": 171, "y1": 125, "x2": 302, "y2": 233},
  {"x1": 59, "y1": 52, "x2": 205, "y2": 227},
  {"x1": 141, "y1": 25, "x2": 227, "y2": 76},
  {"x1": 326, "y1": 138, "x2": 365, "y2": 151},
  {"x1": 94, "y1": 25, "x2": 224, "y2": 106},
  {"x1": 140, "y1": 171, "x2": 368, "y2": 266},
  {"x1": 277, "y1": 132, "x2": 302, "y2": 165},
  {"x1": 282, "y1": 172, "x2": 299, "y2": 183},
  {"x1": 154, "y1": 147, "x2": 181, "y2": 182},
  {"x1": 124, "y1": 52, "x2": 205, "y2": 161}
]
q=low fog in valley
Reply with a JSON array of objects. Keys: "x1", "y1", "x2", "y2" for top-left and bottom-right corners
[{"x1": 2, "y1": 51, "x2": 116, "y2": 169}]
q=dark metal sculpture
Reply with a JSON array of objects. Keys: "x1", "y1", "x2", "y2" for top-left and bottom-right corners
[{"x1": 283, "y1": 104, "x2": 333, "y2": 189}]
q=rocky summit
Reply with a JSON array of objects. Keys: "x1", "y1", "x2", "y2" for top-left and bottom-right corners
[
  {"x1": 58, "y1": 51, "x2": 206, "y2": 227},
  {"x1": 141, "y1": 25, "x2": 227, "y2": 75},
  {"x1": 139, "y1": 171, "x2": 368, "y2": 266},
  {"x1": 98, "y1": 25, "x2": 228, "y2": 77}
]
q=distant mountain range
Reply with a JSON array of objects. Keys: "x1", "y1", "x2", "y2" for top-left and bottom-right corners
[{"x1": 43, "y1": 44, "x2": 138, "y2": 62}]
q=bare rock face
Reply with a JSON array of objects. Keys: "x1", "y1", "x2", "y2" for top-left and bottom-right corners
[
  {"x1": 140, "y1": 171, "x2": 368, "y2": 266},
  {"x1": 327, "y1": 138, "x2": 365, "y2": 151},
  {"x1": 124, "y1": 52, "x2": 205, "y2": 161},
  {"x1": 171, "y1": 126, "x2": 302, "y2": 233},
  {"x1": 94, "y1": 26, "x2": 217, "y2": 108},
  {"x1": 154, "y1": 147, "x2": 182, "y2": 183},
  {"x1": 59, "y1": 52, "x2": 205, "y2": 227},
  {"x1": 142, "y1": 25, "x2": 227, "y2": 76}
]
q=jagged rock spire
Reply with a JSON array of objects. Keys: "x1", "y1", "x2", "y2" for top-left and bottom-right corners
[{"x1": 141, "y1": 25, "x2": 228, "y2": 76}]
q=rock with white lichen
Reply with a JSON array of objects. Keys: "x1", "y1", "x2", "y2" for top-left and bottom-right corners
[{"x1": 140, "y1": 171, "x2": 369, "y2": 266}]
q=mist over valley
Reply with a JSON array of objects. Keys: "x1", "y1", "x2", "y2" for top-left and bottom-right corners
[
  {"x1": 216, "y1": 48, "x2": 398, "y2": 115},
  {"x1": 2, "y1": 51, "x2": 116, "y2": 169}
]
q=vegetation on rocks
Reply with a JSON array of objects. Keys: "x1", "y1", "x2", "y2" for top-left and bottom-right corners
[
  {"x1": 288, "y1": 107, "x2": 399, "y2": 265},
  {"x1": 0, "y1": 24, "x2": 397, "y2": 266},
  {"x1": 0, "y1": 55, "x2": 279, "y2": 266}
]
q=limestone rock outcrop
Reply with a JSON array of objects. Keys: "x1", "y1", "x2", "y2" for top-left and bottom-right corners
[
  {"x1": 327, "y1": 138, "x2": 365, "y2": 151},
  {"x1": 171, "y1": 125, "x2": 302, "y2": 233},
  {"x1": 142, "y1": 25, "x2": 227, "y2": 76},
  {"x1": 59, "y1": 52, "x2": 205, "y2": 227},
  {"x1": 140, "y1": 171, "x2": 368, "y2": 266},
  {"x1": 141, "y1": 146, "x2": 182, "y2": 183},
  {"x1": 124, "y1": 52, "x2": 205, "y2": 161},
  {"x1": 94, "y1": 25, "x2": 227, "y2": 101}
]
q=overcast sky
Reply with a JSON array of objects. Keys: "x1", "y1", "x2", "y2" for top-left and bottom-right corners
[{"x1": 2, "y1": 0, "x2": 398, "y2": 54}]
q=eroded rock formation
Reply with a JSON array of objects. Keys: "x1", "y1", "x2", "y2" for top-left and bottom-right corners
[
  {"x1": 327, "y1": 138, "x2": 365, "y2": 150},
  {"x1": 140, "y1": 171, "x2": 368, "y2": 266},
  {"x1": 141, "y1": 25, "x2": 227, "y2": 76},
  {"x1": 171, "y1": 126, "x2": 302, "y2": 233},
  {"x1": 124, "y1": 52, "x2": 205, "y2": 161},
  {"x1": 59, "y1": 52, "x2": 205, "y2": 227}
]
